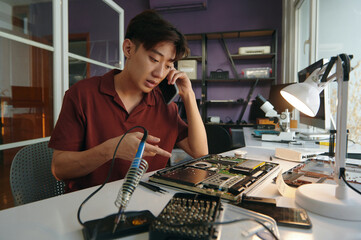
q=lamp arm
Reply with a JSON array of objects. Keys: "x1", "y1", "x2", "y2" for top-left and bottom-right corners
[
  {"x1": 304, "y1": 63, "x2": 336, "y2": 92},
  {"x1": 334, "y1": 54, "x2": 351, "y2": 200},
  {"x1": 318, "y1": 73, "x2": 337, "y2": 89},
  {"x1": 316, "y1": 60, "x2": 338, "y2": 88},
  {"x1": 318, "y1": 54, "x2": 353, "y2": 86},
  {"x1": 320, "y1": 56, "x2": 337, "y2": 83}
]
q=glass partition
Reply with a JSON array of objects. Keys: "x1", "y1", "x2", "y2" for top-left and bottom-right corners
[
  {"x1": 68, "y1": 0, "x2": 120, "y2": 67},
  {"x1": 0, "y1": 36, "x2": 54, "y2": 144},
  {"x1": 0, "y1": 1, "x2": 53, "y2": 46},
  {"x1": 69, "y1": 56, "x2": 113, "y2": 86},
  {"x1": 0, "y1": 0, "x2": 123, "y2": 211}
]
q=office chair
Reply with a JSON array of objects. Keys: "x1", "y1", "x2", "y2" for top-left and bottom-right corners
[
  {"x1": 10, "y1": 141, "x2": 65, "y2": 206},
  {"x1": 205, "y1": 124, "x2": 233, "y2": 154}
]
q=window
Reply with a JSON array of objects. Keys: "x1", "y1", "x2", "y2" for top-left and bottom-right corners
[
  {"x1": 0, "y1": 0, "x2": 123, "y2": 151},
  {"x1": 283, "y1": 0, "x2": 361, "y2": 142},
  {"x1": 0, "y1": 0, "x2": 124, "y2": 209}
]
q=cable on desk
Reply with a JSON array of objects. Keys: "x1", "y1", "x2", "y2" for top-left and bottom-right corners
[
  {"x1": 340, "y1": 168, "x2": 361, "y2": 195},
  {"x1": 77, "y1": 126, "x2": 148, "y2": 227}
]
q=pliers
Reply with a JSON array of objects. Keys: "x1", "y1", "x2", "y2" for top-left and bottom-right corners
[{"x1": 139, "y1": 181, "x2": 168, "y2": 194}]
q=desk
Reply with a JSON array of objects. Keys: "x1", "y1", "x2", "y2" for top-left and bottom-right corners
[
  {"x1": 1, "y1": 129, "x2": 361, "y2": 239},
  {"x1": 243, "y1": 127, "x2": 330, "y2": 150},
  {"x1": 243, "y1": 127, "x2": 361, "y2": 155},
  {"x1": 0, "y1": 173, "x2": 277, "y2": 240}
]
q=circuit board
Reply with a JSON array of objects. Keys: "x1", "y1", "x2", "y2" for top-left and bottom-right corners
[
  {"x1": 149, "y1": 154, "x2": 279, "y2": 201},
  {"x1": 279, "y1": 157, "x2": 361, "y2": 191}
]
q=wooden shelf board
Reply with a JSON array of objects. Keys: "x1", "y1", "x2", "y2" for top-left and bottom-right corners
[
  {"x1": 185, "y1": 30, "x2": 275, "y2": 41},
  {"x1": 231, "y1": 53, "x2": 275, "y2": 60}
]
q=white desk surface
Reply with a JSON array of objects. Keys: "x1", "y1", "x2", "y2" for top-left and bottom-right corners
[
  {"x1": 244, "y1": 127, "x2": 361, "y2": 153},
  {"x1": 1, "y1": 128, "x2": 361, "y2": 240}
]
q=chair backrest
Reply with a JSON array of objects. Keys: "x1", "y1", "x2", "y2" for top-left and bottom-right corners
[
  {"x1": 205, "y1": 124, "x2": 233, "y2": 154},
  {"x1": 10, "y1": 141, "x2": 65, "y2": 206}
]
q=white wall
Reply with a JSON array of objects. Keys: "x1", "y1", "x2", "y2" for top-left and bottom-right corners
[
  {"x1": 317, "y1": 0, "x2": 361, "y2": 66},
  {"x1": 318, "y1": 0, "x2": 361, "y2": 144}
]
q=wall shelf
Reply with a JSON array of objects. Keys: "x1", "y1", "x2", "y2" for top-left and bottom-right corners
[
  {"x1": 205, "y1": 78, "x2": 275, "y2": 82},
  {"x1": 184, "y1": 29, "x2": 278, "y2": 123},
  {"x1": 205, "y1": 99, "x2": 243, "y2": 104},
  {"x1": 231, "y1": 53, "x2": 276, "y2": 60},
  {"x1": 184, "y1": 56, "x2": 202, "y2": 61}
]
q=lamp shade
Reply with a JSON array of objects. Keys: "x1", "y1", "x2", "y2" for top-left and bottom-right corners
[{"x1": 280, "y1": 82, "x2": 321, "y2": 117}]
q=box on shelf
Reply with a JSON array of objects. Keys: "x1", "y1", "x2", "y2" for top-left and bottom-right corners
[
  {"x1": 238, "y1": 46, "x2": 271, "y2": 55},
  {"x1": 210, "y1": 69, "x2": 229, "y2": 79},
  {"x1": 207, "y1": 116, "x2": 221, "y2": 123},
  {"x1": 256, "y1": 118, "x2": 277, "y2": 126},
  {"x1": 242, "y1": 67, "x2": 272, "y2": 78},
  {"x1": 178, "y1": 60, "x2": 197, "y2": 79}
]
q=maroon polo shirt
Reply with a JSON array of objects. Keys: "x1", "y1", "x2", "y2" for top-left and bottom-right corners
[{"x1": 49, "y1": 69, "x2": 188, "y2": 192}]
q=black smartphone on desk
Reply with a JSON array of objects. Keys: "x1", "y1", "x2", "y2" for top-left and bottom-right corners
[
  {"x1": 232, "y1": 197, "x2": 312, "y2": 229},
  {"x1": 159, "y1": 79, "x2": 179, "y2": 105}
]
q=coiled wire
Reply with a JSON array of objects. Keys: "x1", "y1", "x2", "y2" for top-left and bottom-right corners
[
  {"x1": 77, "y1": 125, "x2": 148, "y2": 227},
  {"x1": 114, "y1": 158, "x2": 148, "y2": 208}
]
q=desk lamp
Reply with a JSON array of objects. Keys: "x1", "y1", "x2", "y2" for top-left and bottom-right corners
[{"x1": 280, "y1": 54, "x2": 361, "y2": 221}]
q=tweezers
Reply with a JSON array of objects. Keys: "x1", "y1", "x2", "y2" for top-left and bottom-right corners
[{"x1": 139, "y1": 181, "x2": 168, "y2": 194}]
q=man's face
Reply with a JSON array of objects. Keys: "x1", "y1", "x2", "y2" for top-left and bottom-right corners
[{"x1": 127, "y1": 41, "x2": 176, "y2": 93}]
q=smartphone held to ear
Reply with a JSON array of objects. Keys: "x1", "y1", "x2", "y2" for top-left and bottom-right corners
[{"x1": 159, "y1": 79, "x2": 179, "y2": 105}]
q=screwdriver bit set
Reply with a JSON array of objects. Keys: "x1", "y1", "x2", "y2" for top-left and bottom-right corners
[{"x1": 149, "y1": 193, "x2": 223, "y2": 240}]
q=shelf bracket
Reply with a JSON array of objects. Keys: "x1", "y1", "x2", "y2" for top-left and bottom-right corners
[
  {"x1": 237, "y1": 79, "x2": 259, "y2": 123},
  {"x1": 220, "y1": 35, "x2": 239, "y2": 79}
]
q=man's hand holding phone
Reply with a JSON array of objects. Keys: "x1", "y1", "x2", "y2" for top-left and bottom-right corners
[
  {"x1": 159, "y1": 68, "x2": 193, "y2": 104},
  {"x1": 159, "y1": 78, "x2": 179, "y2": 104}
]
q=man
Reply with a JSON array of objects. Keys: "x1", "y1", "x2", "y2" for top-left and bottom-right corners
[{"x1": 49, "y1": 10, "x2": 208, "y2": 192}]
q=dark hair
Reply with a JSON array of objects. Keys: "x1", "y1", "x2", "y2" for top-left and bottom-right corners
[{"x1": 125, "y1": 10, "x2": 189, "y2": 61}]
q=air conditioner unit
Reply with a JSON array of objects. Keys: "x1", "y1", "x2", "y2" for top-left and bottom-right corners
[{"x1": 150, "y1": 0, "x2": 207, "y2": 12}]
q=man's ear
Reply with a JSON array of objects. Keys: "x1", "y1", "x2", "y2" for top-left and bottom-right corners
[{"x1": 123, "y1": 39, "x2": 134, "y2": 58}]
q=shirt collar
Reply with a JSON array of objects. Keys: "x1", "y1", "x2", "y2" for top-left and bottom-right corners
[{"x1": 99, "y1": 69, "x2": 156, "y2": 106}]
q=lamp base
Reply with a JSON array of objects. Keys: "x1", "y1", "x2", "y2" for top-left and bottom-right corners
[{"x1": 295, "y1": 183, "x2": 361, "y2": 221}]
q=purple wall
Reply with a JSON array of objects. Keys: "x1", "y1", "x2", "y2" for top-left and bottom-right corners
[
  {"x1": 142, "y1": 0, "x2": 283, "y2": 123},
  {"x1": 32, "y1": 0, "x2": 283, "y2": 123},
  {"x1": 120, "y1": 0, "x2": 283, "y2": 122}
]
